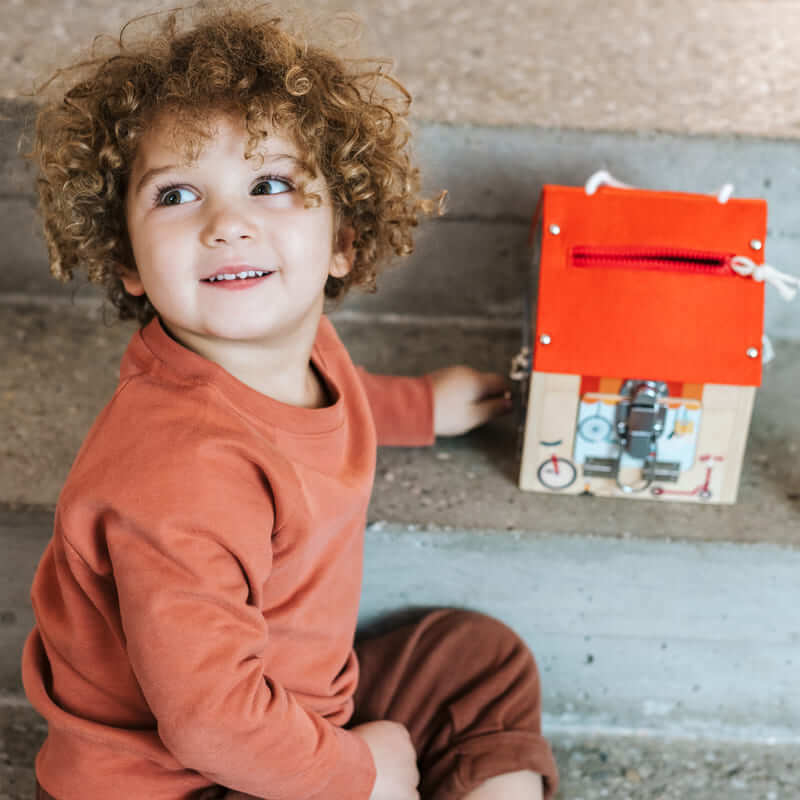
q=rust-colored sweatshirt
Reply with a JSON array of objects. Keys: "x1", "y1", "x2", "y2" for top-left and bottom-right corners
[{"x1": 22, "y1": 316, "x2": 435, "y2": 800}]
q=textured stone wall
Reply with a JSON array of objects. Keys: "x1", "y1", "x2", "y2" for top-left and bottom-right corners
[{"x1": 3, "y1": 0, "x2": 800, "y2": 136}]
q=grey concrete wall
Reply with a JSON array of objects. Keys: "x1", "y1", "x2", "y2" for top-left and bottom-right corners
[{"x1": 5, "y1": 0, "x2": 800, "y2": 138}]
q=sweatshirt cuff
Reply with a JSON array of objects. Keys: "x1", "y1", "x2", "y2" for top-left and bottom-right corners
[{"x1": 315, "y1": 726, "x2": 376, "y2": 800}]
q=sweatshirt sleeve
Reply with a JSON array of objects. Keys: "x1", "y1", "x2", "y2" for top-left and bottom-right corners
[
  {"x1": 355, "y1": 368, "x2": 435, "y2": 447},
  {"x1": 99, "y1": 478, "x2": 376, "y2": 800}
]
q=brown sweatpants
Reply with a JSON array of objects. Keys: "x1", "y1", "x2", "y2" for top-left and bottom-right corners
[
  {"x1": 37, "y1": 609, "x2": 558, "y2": 800},
  {"x1": 350, "y1": 608, "x2": 559, "y2": 800}
]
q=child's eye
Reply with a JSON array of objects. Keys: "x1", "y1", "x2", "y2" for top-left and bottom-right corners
[
  {"x1": 252, "y1": 177, "x2": 293, "y2": 196},
  {"x1": 156, "y1": 186, "x2": 198, "y2": 206}
]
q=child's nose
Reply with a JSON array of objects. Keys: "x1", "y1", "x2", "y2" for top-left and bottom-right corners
[{"x1": 201, "y1": 201, "x2": 259, "y2": 246}]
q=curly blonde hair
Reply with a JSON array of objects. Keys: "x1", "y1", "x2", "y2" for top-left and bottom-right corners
[{"x1": 30, "y1": 2, "x2": 440, "y2": 324}]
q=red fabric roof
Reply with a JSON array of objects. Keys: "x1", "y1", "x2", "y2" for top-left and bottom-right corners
[{"x1": 532, "y1": 185, "x2": 767, "y2": 386}]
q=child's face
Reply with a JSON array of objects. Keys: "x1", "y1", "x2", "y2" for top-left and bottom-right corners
[{"x1": 123, "y1": 112, "x2": 352, "y2": 347}]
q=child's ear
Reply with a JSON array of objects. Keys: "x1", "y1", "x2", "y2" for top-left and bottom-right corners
[
  {"x1": 329, "y1": 224, "x2": 356, "y2": 279},
  {"x1": 119, "y1": 267, "x2": 145, "y2": 296}
]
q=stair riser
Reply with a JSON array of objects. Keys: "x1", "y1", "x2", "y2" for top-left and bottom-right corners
[{"x1": 3, "y1": 103, "x2": 800, "y2": 336}]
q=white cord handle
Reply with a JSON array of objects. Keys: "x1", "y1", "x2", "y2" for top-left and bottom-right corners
[
  {"x1": 731, "y1": 256, "x2": 799, "y2": 302},
  {"x1": 584, "y1": 170, "x2": 734, "y2": 204},
  {"x1": 585, "y1": 170, "x2": 634, "y2": 194}
]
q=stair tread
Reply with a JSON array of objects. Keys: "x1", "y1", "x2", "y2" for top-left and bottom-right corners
[
  {"x1": 1, "y1": 699, "x2": 796, "y2": 800},
  {"x1": 2, "y1": 303, "x2": 798, "y2": 545}
]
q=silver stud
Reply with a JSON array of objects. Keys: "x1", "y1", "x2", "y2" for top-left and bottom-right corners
[
  {"x1": 548, "y1": 224, "x2": 561, "y2": 236},
  {"x1": 746, "y1": 347, "x2": 759, "y2": 359},
  {"x1": 539, "y1": 334, "x2": 552, "y2": 345},
  {"x1": 749, "y1": 239, "x2": 763, "y2": 251}
]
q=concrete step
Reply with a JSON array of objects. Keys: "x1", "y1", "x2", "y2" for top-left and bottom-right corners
[
  {"x1": 2, "y1": 303, "x2": 799, "y2": 538},
  {"x1": 1, "y1": 699, "x2": 797, "y2": 800},
  {"x1": 4, "y1": 509, "x2": 800, "y2": 742},
  {"x1": 3, "y1": 101, "x2": 800, "y2": 338},
  {"x1": 1, "y1": 303, "x2": 799, "y2": 742}
]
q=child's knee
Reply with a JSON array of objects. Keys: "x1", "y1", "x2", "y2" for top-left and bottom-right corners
[{"x1": 430, "y1": 608, "x2": 540, "y2": 679}]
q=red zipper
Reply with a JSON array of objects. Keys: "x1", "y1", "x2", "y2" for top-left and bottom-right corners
[{"x1": 571, "y1": 246, "x2": 734, "y2": 275}]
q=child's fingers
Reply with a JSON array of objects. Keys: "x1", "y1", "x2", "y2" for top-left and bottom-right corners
[
  {"x1": 476, "y1": 370, "x2": 510, "y2": 400},
  {"x1": 473, "y1": 393, "x2": 513, "y2": 425}
]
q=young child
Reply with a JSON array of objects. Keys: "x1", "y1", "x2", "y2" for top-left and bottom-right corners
[{"x1": 22, "y1": 4, "x2": 559, "y2": 799}]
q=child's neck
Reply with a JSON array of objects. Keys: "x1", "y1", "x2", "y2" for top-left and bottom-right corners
[{"x1": 161, "y1": 315, "x2": 331, "y2": 409}]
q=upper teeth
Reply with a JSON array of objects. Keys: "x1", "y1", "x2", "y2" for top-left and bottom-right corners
[{"x1": 208, "y1": 270, "x2": 270, "y2": 282}]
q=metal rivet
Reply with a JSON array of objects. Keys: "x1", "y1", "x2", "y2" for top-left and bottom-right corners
[
  {"x1": 746, "y1": 347, "x2": 759, "y2": 359},
  {"x1": 540, "y1": 334, "x2": 552, "y2": 345},
  {"x1": 548, "y1": 224, "x2": 561, "y2": 236},
  {"x1": 749, "y1": 239, "x2": 763, "y2": 251}
]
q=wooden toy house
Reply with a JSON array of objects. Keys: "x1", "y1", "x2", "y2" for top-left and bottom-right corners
[{"x1": 517, "y1": 182, "x2": 768, "y2": 503}]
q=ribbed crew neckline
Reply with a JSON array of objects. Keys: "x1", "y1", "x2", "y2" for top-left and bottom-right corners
[{"x1": 137, "y1": 317, "x2": 346, "y2": 436}]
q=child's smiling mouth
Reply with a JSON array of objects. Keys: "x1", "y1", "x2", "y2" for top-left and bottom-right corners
[{"x1": 201, "y1": 268, "x2": 278, "y2": 289}]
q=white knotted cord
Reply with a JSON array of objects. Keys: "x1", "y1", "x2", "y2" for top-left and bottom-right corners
[
  {"x1": 731, "y1": 256, "x2": 799, "y2": 302},
  {"x1": 584, "y1": 170, "x2": 735, "y2": 204}
]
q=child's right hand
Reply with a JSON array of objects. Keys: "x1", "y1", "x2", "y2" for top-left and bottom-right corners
[{"x1": 350, "y1": 720, "x2": 420, "y2": 800}]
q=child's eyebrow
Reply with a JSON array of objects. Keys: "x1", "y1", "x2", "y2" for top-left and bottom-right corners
[
  {"x1": 255, "y1": 153, "x2": 313, "y2": 176},
  {"x1": 134, "y1": 165, "x2": 180, "y2": 197},
  {"x1": 133, "y1": 154, "x2": 310, "y2": 197}
]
